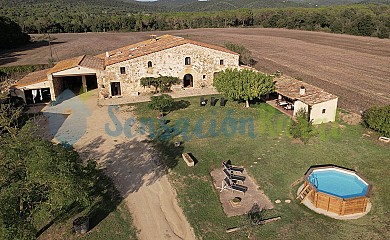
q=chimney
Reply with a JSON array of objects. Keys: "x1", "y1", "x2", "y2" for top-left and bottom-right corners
[
  {"x1": 105, "y1": 51, "x2": 110, "y2": 58},
  {"x1": 150, "y1": 34, "x2": 157, "y2": 41},
  {"x1": 300, "y1": 86, "x2": 306, "y2": 96}
]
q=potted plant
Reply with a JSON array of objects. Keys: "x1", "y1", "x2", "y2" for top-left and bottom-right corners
[{"x1": 73, "y1": 216, "x2": 89, "y2": 234}]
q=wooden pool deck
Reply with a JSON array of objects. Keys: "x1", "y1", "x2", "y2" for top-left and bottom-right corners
[{"x1": 297, "y1": 184, "x2": 371, "y2": 220}]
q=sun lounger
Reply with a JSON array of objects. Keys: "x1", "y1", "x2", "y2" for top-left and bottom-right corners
[
  {"x1": 222, "y1": 161, "x2": 244, "y2": 173},
  {"x1": 223, "y1": 177, "x2": 247, "y2": 195},
  {"x1": 223, "y1": 169, "x2": 246, "y2": 183}
]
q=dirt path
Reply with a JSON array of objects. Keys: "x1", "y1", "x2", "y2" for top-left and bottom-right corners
[{"x1": 41, "y1": 90, "x2": 196, "y2": 240}]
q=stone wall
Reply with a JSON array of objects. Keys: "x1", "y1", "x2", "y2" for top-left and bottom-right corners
[{"x1": 97, "y1": 43, "x2": 239, "y2": 98}]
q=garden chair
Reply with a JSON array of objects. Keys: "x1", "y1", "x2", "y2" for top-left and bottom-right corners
[
  {"x1": 220, "y1": 97, "x2": 227, "y2": 106},
  {"x1": 200, "y1": 97, "x2": 207, "y2": 107},
  {"x1": 211, "y1": 97, "x2": 217, "y2": 106}
]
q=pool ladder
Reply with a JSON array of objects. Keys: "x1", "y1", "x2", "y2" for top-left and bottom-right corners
[
  {"x1": 308, "y1": 174, "x2": 319, "y2": 188},
  {"x1": 297, "y1": 185, "x2": 313, "y2": 203}
]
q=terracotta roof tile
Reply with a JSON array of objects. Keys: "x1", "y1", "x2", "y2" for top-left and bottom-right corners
[
  {"x1": 47, "y1": 55, "x2": 85, "y2": 74},
  {"x1": 79, "y1": 55, "x2": 104, "y2": 70},
  {"x1": 274, "y1": 75, "x2": 337, "y2": 105},
  {"x1": 96, "y1": 34, "x2": 239, "y2": 66},
  {"x1": 13, "y1": 69, "x2": 48, "y2": 88},
  {"x1": 47, "y1": 55, "x2": 103, "y2": 74}
]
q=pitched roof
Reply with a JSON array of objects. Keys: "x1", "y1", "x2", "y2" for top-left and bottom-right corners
[
  {"x1": 13, "y1": 69, "x2": 48, "y2": 88},
  {"x1": 96, "y1": 34, "x2": 239, "y2": 66},
  {"x1": 80, "y1": 55, "x2": 105, "y2": 70},
  {"x1": 47, "y1": 55, "x2": 104, "y2": 74},
  {"x1": 274, "y1": 75, "x2": 337, "y2": 105}
]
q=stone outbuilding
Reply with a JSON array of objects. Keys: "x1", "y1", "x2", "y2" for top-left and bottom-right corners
[{"x1": 274, "y1": 75, "x2": 338, "y2": 124}]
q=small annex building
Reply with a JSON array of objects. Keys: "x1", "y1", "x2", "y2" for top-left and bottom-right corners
[
  {"x1": 11, "y1": 55, "x2": 104, "y2": 103},
  {"x1": 11, "y1": 69, "x2": 51, "y2": 104},
  {"x1": 274, "y1": 75, "x2": 338, "y2": 124}
]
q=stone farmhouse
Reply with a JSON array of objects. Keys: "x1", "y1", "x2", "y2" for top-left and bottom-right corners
[{"x1": 11, "y1": 34, "x2": 337, "y2": 124}]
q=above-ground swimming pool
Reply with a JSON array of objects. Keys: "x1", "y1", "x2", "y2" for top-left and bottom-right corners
[{"x1": 298, "y1": 166, "x2": 371, "y2": 216}]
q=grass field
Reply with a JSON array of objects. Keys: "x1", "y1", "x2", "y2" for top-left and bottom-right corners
[
  {"x1": 37, "y1": 166, "x2": 138, "y2": 240},
  {"x1": 132, "y1": 95, "x2": 390, "y2": 240},
  {"x1": 39, "y1": 201, "x2": 138, "y2": 240}
]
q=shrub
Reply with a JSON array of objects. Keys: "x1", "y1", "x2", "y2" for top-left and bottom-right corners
[
  {"x1": 362, "y1": 105, "x2": 390, "y2": 137},
  {"x1": 140, "y1": 76, "x2": 180, "y2": 93},
  {"x1": 289, "y1": 108, "x2": 315, "y2": 143},
  {"x1": 224, "y1": 42, "x2": 255, "y2": 66},
  {"x1": 149, "y1": 94, "x2": 174, "y2": 115}
]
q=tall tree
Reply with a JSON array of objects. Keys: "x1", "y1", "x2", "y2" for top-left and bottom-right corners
[
  {"x1": 213, "y1": 68, "x2": 274, "y2": 108},
  {"x1": 0, "y1": 102, "x2": 92, "y2": 239},
  {"x1": 0, "y1": 16, "x2": 30, "y2": 49},
  {"x1": 224, "y1": 42, "x2": 254, "y2": 66}
]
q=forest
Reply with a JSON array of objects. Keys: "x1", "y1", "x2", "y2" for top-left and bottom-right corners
[
  {"x1": 0, "y1": 16, "x2": 30, "y2": 49},
  {"x1": 0, "y1": 1, "x2": 389, "y2": 44}
]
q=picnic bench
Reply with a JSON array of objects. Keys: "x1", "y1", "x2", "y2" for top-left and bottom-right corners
[{"x1": 182, "y1": 153, "x2": 195, "y2": 167}]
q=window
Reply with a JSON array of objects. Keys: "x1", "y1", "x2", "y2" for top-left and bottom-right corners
[
  {"x1": 185, "y1": 57, "x2": 191, "y2": 65},
  {"x1": 148, "y1": 61, "x2": 153, "y2": 68},
  {"x1": 203, "y1": 75, "x2": 206, "y2": 79},
  {"x1": 322, "y1": 109, "x2": 326, "y2": 114},
  {"x1": 111, "y1": 82, "x2": 121, "y2": 96},
  {"x1": 120, "y1": 67, "x2": 126, "y2": 74},
  {"x1": 220, "y1": 59, "x2": 224, "y2": 65}
]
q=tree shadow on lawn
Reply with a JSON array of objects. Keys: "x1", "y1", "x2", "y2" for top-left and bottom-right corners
[
  {"x1": 36, "y1": 148, "x2": 123, "y2": 237},
  {"x1": 169, "y1": 99, "x2": 191, "y2": 112},
  {"x1": 86, "y1": 161, "x2": 123, "y2": 231}
]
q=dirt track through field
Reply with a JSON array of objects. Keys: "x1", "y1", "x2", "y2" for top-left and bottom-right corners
[{"x1": 1, "y1": 28, "x2": 389, "y2": 112}]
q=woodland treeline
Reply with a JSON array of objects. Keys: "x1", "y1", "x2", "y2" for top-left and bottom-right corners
[
  {"x1": 1, "y1": 2, "x2": 390, "y2": 38},
  {"x1": 0, "y1": 16, "x2": 30, "y2": 49}
]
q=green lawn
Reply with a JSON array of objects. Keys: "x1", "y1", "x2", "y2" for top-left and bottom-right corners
[
  {"x1": 79, "y1": 202, "x2": 138, "y2": 240},
  {"x1": 37, "y1": 161, "x2": 138, "y2": 240},
  {"x1": 132, "y1": 95, "x2": 390, "y2": 240}
]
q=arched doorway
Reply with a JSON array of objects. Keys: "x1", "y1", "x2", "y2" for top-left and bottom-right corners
[{"x1": 183, "y1": 74, "x2": 193, "y2": 88}]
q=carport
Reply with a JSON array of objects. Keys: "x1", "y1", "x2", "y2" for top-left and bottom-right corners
[
  {"x1": 47, "y1": 55, "x2": 104, "y2": 101},
  {"x1": 11, "y1": 69, "x2": 52, "y2": 104}
]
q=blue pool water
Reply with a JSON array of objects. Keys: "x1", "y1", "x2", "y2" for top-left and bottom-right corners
[{"x1": 309, "y1": 169, "x2": 369, "y2": 198}]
